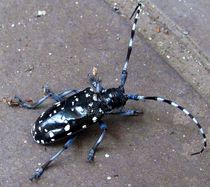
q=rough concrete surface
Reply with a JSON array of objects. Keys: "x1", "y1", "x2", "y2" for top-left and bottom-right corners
[{"x1": 0, "y1": 0, "x2": 210, "y2": 187}]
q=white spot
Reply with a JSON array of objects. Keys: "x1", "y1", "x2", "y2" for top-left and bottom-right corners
[
  {"x1": 55, "y1": 102, "x2": 61, "y2": 106},
  {"x1": 93, "y1": 94, "x2": 97, "y2": 101},
  {"x1": 34, "y1": 131, "x2": 37, "y2": 135},
  {"x1": 157, "y1": 97, "x2": 164, "y2": 102},
  {"x1": 36, "y1": 140, "x2": 40, "y2": 144},
  {"x1": 71, "y1": 108, "x2": 74, "y2": 111},
  {"x1": 129, "y1": 39, "x2": 133, "y2": 47},
  {"x1": 132, "y1": 23, "x2": 136, "y2": 31},
  {"x1": 51, "y1": 139, "x2": 55, "y2": 142},
  {"x1": 64, "y1": 120, "x2": 68, "y2": 124},
  {"x1": 41, "y1": 140, "x2": 45, "y2": 144},
  {"x1": 171, "y1": 102, "x2": 178, "y2": 107},
  {"x1": 200, "y1": 128, "x2": 204, "y2": 134},
  {"x1": 89, "y1": 102, "x2": 93, "y2": 107},
  {"x1": 52, "y1": 128, "x2": 62, "y2": 133},
  {"x1": 85, "y1": 93, "x2": 90, "y2": 97},
  {"x1": 137, "y1": 96, "x2": 144, "y2": 100},
  {"x1": 38, "y1": 127, "x2": 42, "y2": 131},
  {"x1": 11, "y1": 23, "x2": 15, "y2": 27},
  {"x1": 82, "y1": 125, "x2": 87, "y2": 129},
  {"x1": 39, "y1": 120, "x2": 43, "y2": 124},
  {"x1": 44, "y1": 129, "x2": 48, "y2": 132},
  {"x1": 92, "y1": 116, "x2": 97, "y2": 122},
  {"x1": 183, "y1": 109, "x2": 190, "y2": 115},
  {"x1": 193, "y1": 118, "x2": 198, "y2": 124},
  {"x1": 99, "y1": 108, "x2": 103, "y2": 113},
  {"x1": 74, "y1": 96, "x2": 77, "y2": 98},
  {"x1": 49, "y1": 113, "x2": 52, "y2": 117},
  {"x1": 90, "y1": 88, "x2": 94, "y2": 92},
  {"x1": 75, "y1": 98, "x2": 79, "y2": 102},
  {"x1": 67, "y1": 132, "x2": 72, "y2": 136},
  {"x1": 64, "y1": 124, "x2": 70, "y2": 131},
  {"x1": 109, "y1": 93, "x2": 112, "y2": 98},
  {"x1": 91, "y1": 109, "x2": 94, "y2": 113},
  {"x1": 203, "y1": 138, "x2": 207, "y2": 142},
  {"x1": 72, "y1": 101, "x2": 75, "y2": 106},
  {"x1": 75, "y1": 106, "x2": 85, "y2": 113},
  {"x1": 49, "y1": 131, "x2": 54, "y2": 138},
  {"x1": 40, "y1": 112, "x2": 45, "y2": 117},
  {"x1": 53, "y1": 110, "x2": 57, "y2": 114},
  {"x1": 61, "y1": 107, "x2": 64, "y2": 110}
]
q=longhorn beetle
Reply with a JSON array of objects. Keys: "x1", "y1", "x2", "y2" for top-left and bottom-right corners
[{"x1": 11, "y1": 3, "x2": 207, "y2": 181}]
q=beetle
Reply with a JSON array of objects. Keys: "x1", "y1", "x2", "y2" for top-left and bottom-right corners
[{"x1": 11, "y1": 3, "x2": 207, "y2": 181}]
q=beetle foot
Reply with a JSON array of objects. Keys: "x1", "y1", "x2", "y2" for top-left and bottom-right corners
[
  {"x1": 87, "y1": 149, "x2": 95, "y2": 162},
  {"x1": 29, "y1": 167, "x2": 44, "y2": 181}
]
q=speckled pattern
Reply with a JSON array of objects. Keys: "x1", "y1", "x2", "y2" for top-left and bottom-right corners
[{"x1": 0, "y1": 0, "x2": 210, "y2": 186}]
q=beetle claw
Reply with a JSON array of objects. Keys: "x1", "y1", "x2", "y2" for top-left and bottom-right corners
[
  {"x1": 29, "y1": 167, "x2": 44, "y2": 181},
  {"x1": 87, "y1": 149, "x2": 95, "y2": 162}
]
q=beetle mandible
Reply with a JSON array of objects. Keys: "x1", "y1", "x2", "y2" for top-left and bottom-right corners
[{"x1": 10, "y1": 3, "x2": 207, "y2": 181}]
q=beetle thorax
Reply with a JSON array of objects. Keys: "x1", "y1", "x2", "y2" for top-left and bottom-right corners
[{"x1": 100, "y1": 88, "x2": 127, "y2": 111}]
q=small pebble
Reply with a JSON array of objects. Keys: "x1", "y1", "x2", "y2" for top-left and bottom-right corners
[
  {"x1": 107, "y1": 176, "x2": 111, "y2": 180},
  {"x1": 105, "y1": 153, "x2": 110, "y2": 158},
  {"x1": 37, "y1": 10, "x2": 46, "y2": 17}
]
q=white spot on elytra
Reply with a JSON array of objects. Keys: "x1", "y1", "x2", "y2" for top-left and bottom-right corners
[
  {"x1": 41, "y1": 140, "x2": 45, "y2": 144},
  {"x1": 89, "y1": 102, "x2": 93, "y2": 107},
  {"x1": 44, "y1": 129, "x2": 48, "y2": 132},
  {"x1": 75, "y1": 98, "x2": 79, "y2": 102},
  {"x1": 61, "y1": 107, "x2": 64, "y2": 110},
  {"x1": 38, "y1": 127, "x2": 42, "y2": 131},
  {"x1": 39, "y1": 120, "x2": 43, "y2": 124},
  {"x1": 49, "y1": 113, "x2": 52, "y2": 117},
  {"x1": 85, "y1": 93, "x2": 90, "y2": 97},
  {"x1": 82, "y1": 125, "x2": 87, "y2": 129},
  {"x1": 72, "y1": 101, "x2": 75, "y2": 106},
  {"x1": 40, "y1": 112, "x2": 45, "y2": 117},
  {"x1": 53, "y1": 110, "x2": 57, "y2": 114},
  {"x1": 71, "y1": 108, "x2": 74, "y2": 111},
  {"x1": 49, "y1": 131, "x2": 54, "y2": 138},
  {"x1": 67, "y1": 132, "x2": 72, "y2": 136},
  {"x1": 55, "y1": 102, "x2": 61, "y2": 106},
  {"x1": 36, "y1": 140, "x2": 40, "y2": 144},
  {"x1": 93, "y1": 94, "x2": 97, "y2": 101},
  {"x1": 64, "y1": 124, "x2": 70, "y2": 131},
  {"x1": 92, "y1": 116, "x2": 97, "y2": 122},
  {"x1": 51, "y1": 139, "x2": 55, "y2": 142}
]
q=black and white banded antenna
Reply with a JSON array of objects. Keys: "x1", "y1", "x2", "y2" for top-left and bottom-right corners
[{"x1": 120, "y1": 2, "x2": 143, "y2": 89}]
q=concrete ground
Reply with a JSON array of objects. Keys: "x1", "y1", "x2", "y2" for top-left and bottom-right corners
[{"x1": 0, "y1": 0, "x2": 210, "y2": 187}]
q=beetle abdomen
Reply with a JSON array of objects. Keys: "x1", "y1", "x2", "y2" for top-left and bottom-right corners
[{"x1": 31, "y1": 87, "x2": 104, "y2": 144}]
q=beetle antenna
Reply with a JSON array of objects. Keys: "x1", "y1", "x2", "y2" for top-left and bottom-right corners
[
  {"x1": 120, "y1": 3, "x2": 142, "y2": 89},
  {"x1": 127, "y1": 94, "x2": 207, "y2": 155}
]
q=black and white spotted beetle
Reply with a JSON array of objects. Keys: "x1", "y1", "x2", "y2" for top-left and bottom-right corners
[{"x1": 12, "y1": 3, "x2": 207, "y2": 181}]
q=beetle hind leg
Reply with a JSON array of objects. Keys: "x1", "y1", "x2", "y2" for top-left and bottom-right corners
[
  {"x1": 87, "y1": 121, "x2": 107, "y2": 161},
  {"x1": 30, "y1": 137, "x2": 75, "y2": 181}
]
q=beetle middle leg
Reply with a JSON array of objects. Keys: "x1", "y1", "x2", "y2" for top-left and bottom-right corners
[
  {"x1": 106, "y1": 108, "x2": 143, "y2": 116},
  {"x1": 87, "y1": 121, "x2": 107, "y2": 161},
  {"x1": 30, "y1": 137, "x2": 76, "y2": 181}
]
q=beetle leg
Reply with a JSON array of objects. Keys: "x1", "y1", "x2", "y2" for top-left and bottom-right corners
[
  {"x1": 14, "y1": 87, "x2": 78, "y2": 109},
  {"x1": 87, "y1": 121, "x2": 107, "y2": 161},
  {"x1": 106, "y1": 108, "x2": 143, "y2": 116},
  {"x1": 30, "y1": 137, "x2": 75, "y2": 181},
  {"x1": 43, "y1": 84, "x2": 79, "y2": 100}
]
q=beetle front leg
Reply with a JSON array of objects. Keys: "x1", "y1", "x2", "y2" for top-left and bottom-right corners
[
  {"x1": 87, "y1": 121, "x2": 107, "y2": 161},
  {"x1": 30, "y1": 137, "x2": 76, "y2": 181}
]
